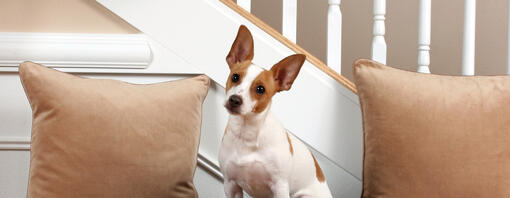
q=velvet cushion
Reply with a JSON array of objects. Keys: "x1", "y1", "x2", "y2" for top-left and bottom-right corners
[
  {"x1": 19, "y1": 61, "x2": 209, "y2": 198},
  {"x1": 353, "y1": 59, "x2": 510, "y2": 198}
]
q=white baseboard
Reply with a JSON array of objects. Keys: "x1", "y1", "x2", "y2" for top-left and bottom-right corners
[{"x1": 0, "y1": 33, "x2": 151, "y2": 68}]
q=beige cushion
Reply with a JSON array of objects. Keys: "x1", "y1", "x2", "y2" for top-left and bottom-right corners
[
  {"x1": 19, "y1": 61, "x2": 209, "y2": 198},
  {"x1": 353, "y1": 59, "x2": 510, "y2": 198}
]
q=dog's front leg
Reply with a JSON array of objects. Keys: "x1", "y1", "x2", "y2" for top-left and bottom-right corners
[
  {"x1": 271, "y1": 181, "x2": 290, "y2": 198},
  {"x1": 224, "y1": 180, "x2": 243, "y2": 198}
]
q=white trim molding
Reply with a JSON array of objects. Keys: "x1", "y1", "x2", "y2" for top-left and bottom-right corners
[
  {"x1": 0, "y1": 137, "x2": 30, "y2": 150},
  {"x1": 0, "y1": 33, "x2": 152, "y2": 68},
  {"x1": 197, "y1": 153, "x2": 224, "y2": 181}
]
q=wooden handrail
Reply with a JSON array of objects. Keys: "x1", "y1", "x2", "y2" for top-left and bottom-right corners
[{"x1": 219, "y1": 0, "x2": 357, "y2": 93}]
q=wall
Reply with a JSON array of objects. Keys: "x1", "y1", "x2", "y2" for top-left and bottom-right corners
[
  {"x1": 0, "y1": 0, "x2": 138, "y2": 33},
  {"x1": 250, "y1": 0, "x2": 509, "y2": 80}
]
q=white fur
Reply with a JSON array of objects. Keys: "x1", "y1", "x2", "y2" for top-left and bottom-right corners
[{"x1": 219, "y1": 64, "x2": 332, "y2": 198}]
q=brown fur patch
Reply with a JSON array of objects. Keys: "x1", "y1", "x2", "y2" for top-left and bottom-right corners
[
  {"x1": 225, "y1": 61, "x2": 251, "y2": 93},
  {"x1": 226, "y1": 25, "x2": 254, "y2": 68},
  {"x1": 311, "y1": 152, "x2": 325, "y2": 182},
  {"x1": 286, "y1": 132, "x2": 294, "y2": 156},
  {"x1": 269, "y1": 54, "x2": 305, "y2": 91},
  {"x1": 250, "y1": 70, "x2": 278, "y2": 113}
]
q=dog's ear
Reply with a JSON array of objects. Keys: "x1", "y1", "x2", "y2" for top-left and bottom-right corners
[
  {"x1": 226, "y1": 25, "x2": 254, "y2": 69},
  {"x1": 270, "y1": 54, "x2": 306, "y2": 92}
]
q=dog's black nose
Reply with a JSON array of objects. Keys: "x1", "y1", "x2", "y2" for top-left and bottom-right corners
[{"x1": 228, "y1": 95, "x2": 243, "y2": 107}]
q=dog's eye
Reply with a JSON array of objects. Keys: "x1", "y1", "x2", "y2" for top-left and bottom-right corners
[
  {"x1": 255, "y1": 85, "x2": 265, "y2": 95},
  {"x1": 231, "y1": 74, "x2": 240, "y2": 82}
]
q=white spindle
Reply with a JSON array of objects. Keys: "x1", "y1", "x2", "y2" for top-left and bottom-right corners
[
  {"x1": 371, "y1": 0, "x2": 387, "y2": 65},
  {"x1": 507, "y1": 0, "x2": 510, "y2": 74},
  {"x1": 417, "y1": 0, "x2": 431, "y2": 73},
  {"x1": 462, "y1": 0, "x2": 476, "y2": 75},
  {"x1": 327, "y1": 0, "x2": 342, "y2": 74},
  {"x1": 237, "y1": 0, "x2": 251, "y2": 12},
  {"x1": 282, "y1": 0, "x2": 297, "y2": 42}
]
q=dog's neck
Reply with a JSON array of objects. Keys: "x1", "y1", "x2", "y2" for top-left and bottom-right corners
[{"x1": 228, "y1": 103, "x2": 271, "y2": 146}]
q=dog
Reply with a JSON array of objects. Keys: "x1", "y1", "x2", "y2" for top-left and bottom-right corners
[{"x1": 219, "y1": 25, "x2": 333, "y2": 198}]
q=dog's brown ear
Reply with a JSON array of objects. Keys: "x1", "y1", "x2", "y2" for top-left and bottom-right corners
[
  {"x1": 270, "y1": 54, "x2": 306, "y2": 92},
  {"x1": 226, "y1": 25, "x2": 254, "y2": 69}
]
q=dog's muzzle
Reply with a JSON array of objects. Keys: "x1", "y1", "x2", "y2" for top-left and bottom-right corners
[{"x1": 225, "y1": 95, "x2": 242, "y2": 114}]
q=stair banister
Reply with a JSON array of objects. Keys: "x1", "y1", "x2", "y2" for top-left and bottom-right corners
[
  {"x1": 371, "y1": 0, "x2": 387, "y2": 65},
  {"x1": 327, "y1": 0, "x2": 342, "y2": 74},
  {"x1": 462, "y1": 0, "x2": 476, "y2": 75},
  {"x1": 417, "y1": 0, "x2": 431, "y2": 73},
  {"x1": 507, "y1": 0, "x2": 510, "y2": 74},
  {"x1": 237, "y1": 0, "x2": 251, "y2": 12},
  {"x1": 282, "y1": 0, "x2": 297, "y2": 43}
]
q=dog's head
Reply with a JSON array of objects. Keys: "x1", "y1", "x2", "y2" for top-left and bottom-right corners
[{"x1": 224, "y1": 25, "x2": 306, "y2": 116}]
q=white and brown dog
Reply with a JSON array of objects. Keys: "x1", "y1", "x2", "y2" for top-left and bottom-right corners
[{"x1": 219, "y1": 25, "x2": 333, "y2": 198}]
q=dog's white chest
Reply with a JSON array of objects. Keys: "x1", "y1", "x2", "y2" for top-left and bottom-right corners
[
  {"x1": 219, "y1": 113, "x2": 333, "y2": 198},
  {"x1": 224, "y1": 153, "x2": 273, "y2": 197}
]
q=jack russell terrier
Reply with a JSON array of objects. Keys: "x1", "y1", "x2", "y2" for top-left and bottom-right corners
[{"x1": 219, "y1": 25, "x2": 333, "y2": 198}]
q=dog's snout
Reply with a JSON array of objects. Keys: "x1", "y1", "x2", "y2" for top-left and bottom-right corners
[{"x1": 228, "y1": 95, "x2": 243, "y2": 107}]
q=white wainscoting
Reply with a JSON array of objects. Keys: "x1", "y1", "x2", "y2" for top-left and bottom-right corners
[{"x1": 0, "y1": 151, "x2": 30, "y2": 198}]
